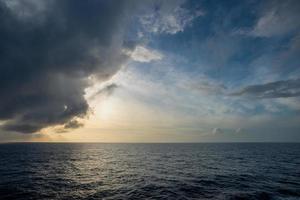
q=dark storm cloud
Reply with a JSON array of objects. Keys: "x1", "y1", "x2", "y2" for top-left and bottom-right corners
[
  {"x1": 231, "y1": 79, "x2": 300, "y2": 99},
  {"x1": 0, "y1": 0, "x2": 137, "y2": 133},
  {"x1": 64, "y1": 120, "x2": 83, "y2": 130}
]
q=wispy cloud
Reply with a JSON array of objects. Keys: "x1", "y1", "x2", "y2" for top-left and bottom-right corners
[
  {"x1": 186, "y1": 81, "x2": 227, "y2": 95},
  {"x1": 64, "y1": 119, "x2": 84, "y2": 130},
  {"x1": 231, "y1": 79, "x2": 300, "y2": 98},
  {"x1": 250, "y1": 0, "x2": 300, "y2": 37},
  {"x1": 88, "y1": 83, "x2": 119, "y2": 101},
  {"x1": 130, "y1": 46, "x2": 163, "y2": 62},
  {"x1": 212, "y1": 127, "x2": 223, "y2": 135},
  {"x1": 139, "y1": 0, "x2": 203, "y2": 35}
]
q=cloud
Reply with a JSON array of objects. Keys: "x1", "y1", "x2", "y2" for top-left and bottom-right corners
[
  {"x1": 130, "y1": 46, "x2": 163, "y2": 62},
  {"x1": 212, "y1": 128, "x2": 223, "y2": 135},
  {"x1": 235, "y1": 128, "x2": 243, "y2": 134},
  {"x1": 276, "y1": 97, "x2": 300, "y2": 111},
  {"x1": 0, "y1": 0, "x2": 138, "y2": 133},
  {"x1": 231, "y1": 79, "x2": 300, "y2": 99},
  {"x1": 89, "y1": 83, "x2": 119, "y2": 100},
  {"x1": 64, "y1": 120, "x2": 84, "y2": 130},
  {"x1": 187, "y1": 81, "x2": 227, "y2": 95},
  {"x1": 139, "y1": 0, "x2": 203, "y2": 35},
  {"x1": 2, "y1": 0, "x2": 50, "y2": 21},
  {"x1": 250, "y1": 0, "x2": 300, "y2": 37}
]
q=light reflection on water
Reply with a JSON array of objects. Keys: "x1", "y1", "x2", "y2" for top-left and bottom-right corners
[{"x1": 0, "y1": 143, "x2": 299, "y2": 199}]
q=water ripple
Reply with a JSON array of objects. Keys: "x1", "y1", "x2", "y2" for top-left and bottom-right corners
[{"x1": 0, "y1": 143, "x2": 299, "y2": 200}]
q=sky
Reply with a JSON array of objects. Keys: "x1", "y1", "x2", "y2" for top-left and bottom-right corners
[{"x1": 0, "y1": 0, "x2": 300, "y2": 142}]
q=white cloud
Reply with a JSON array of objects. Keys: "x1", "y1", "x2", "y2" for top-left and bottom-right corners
[{"x1": 130, "y1": 46, "x2": 163, "y2": 62}]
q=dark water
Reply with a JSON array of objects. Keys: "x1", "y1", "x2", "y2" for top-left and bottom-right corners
[{"x1": 0, "y1": 143, "x2": 299, "y2": 200}]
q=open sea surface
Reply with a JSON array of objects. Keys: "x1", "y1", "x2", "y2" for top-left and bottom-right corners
[{"x1": 0, "y1": 143, "x2": 299, "y2": 200}]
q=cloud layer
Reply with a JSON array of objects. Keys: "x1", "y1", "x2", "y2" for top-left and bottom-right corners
[
  {"x1": 231, "y1": 79, "x2": 300, "y2": 99},
  {"x1": 0, "y1": 0, "x2": 135, "y2": 133}
]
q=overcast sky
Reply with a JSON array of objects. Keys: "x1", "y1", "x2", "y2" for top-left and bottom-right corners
[{"x1": 0, "y1": 0, "x2": 300, "y2": 142}]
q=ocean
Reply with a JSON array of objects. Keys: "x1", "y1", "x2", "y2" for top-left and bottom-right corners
[{"x1": 0, "y1": 143, "x2": 299, "y2": 200}]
